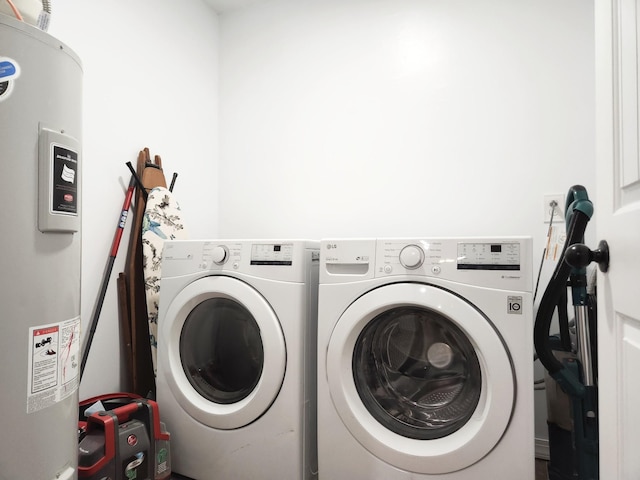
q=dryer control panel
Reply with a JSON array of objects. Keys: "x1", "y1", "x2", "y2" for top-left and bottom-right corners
[
  {"x1": 161, "y1": 239, "x2": 319, "y2": 283},
  {"x1": 250, "y1": 243, "x2": 294, "y2": 266}
]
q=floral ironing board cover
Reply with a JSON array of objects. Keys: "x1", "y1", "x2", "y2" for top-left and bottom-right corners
[{"x1": 142, "y1": 187, "x2": 188, "y2": 376}]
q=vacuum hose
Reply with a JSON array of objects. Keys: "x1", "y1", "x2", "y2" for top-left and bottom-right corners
[
  {"x1": 534, "y1": 186, "x2": 591, "y2": 377},
  {"x1": 534, "y1": 184, "x2": 600, "y2": 480}
]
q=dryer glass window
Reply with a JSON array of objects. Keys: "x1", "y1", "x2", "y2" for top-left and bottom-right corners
[
  {"x1": 180, "y1": 298, "x2": 264, "y2": 404},
  {"x1": 353, "y1": 306, "x2": 481, "y2": 440}
]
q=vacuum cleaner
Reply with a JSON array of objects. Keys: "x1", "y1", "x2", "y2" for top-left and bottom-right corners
[
  {"x1": 78, "y1": 393, "x2": 172, "y2": 480},
  {"x1": 534, "y1": 185, "x2": 608, "y2": 480}
]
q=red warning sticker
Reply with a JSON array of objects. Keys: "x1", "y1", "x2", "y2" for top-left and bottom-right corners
[{"x1": 27, "y1": 317, "x2": 80, "y2": 414}]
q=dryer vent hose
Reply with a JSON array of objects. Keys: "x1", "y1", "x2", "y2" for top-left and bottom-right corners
[{"x1": 534, "y1": 210, "x2": 590, "y2": 375}]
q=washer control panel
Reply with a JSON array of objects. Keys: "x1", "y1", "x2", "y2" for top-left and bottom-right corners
[
  {"x1": 379, "y1": 240, "x2": 444, "y2": 275},
  {"x1": 456, "y1": 242, "x2": 521, "y2": 271},
  {"x1": 370, "y1": 238, "x2": 531, "y2": 291}
]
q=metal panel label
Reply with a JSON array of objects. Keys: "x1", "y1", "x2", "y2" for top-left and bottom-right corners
[
  {"x1": 51, "y1": 144, "x2": 78, "y2": 215},
  {"x1": 507, "y1": 296, "x2": 523, "y2": 315}
]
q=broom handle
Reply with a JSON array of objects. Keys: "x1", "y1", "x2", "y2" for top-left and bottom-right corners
[{"x1": 80, "y1": 175, "x2": 137, "y2": 382}]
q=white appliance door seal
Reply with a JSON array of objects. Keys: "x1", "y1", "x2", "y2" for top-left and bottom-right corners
[
  {"x1": 160, "y1": 275, "x2": 286, "y2": 429},
  {"x1": 326, "y1": 282, "x2": 514, "y2": 474}
]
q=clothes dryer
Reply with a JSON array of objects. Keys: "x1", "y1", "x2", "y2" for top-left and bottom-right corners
[
  {"x1": 317, "y1": 237, "x2": 534, "y2": 479},
  {"x1": 156, "y1": 240, "x2": 319, "y2": 480}
]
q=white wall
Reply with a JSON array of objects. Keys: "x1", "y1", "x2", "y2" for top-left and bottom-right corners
[
  {"x1": 219, "y1": 0, "x2": 595, "y2": 249},
  {"x1": 218, "y1": 0, "x2": 595, "y2": 453},
  {"x1": 48, "y1": 0, "x2": 220, "y2": 399}
]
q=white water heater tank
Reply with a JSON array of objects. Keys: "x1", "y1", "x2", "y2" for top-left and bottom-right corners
[{"x1": 0, "y1": 14, "x2": 82, "y2": 480}]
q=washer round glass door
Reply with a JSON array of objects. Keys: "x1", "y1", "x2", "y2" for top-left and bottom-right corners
[
  {"x1": 326, "y1": 283, "x2": 515, "y2": 474},
  {"x1": 160, "y1": 276, "x2": 286, "y2": 429}
]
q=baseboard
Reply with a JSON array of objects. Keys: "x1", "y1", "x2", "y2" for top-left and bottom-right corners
[{"x1": 535, "y1": 437, "x2": 550, "y2": 460}]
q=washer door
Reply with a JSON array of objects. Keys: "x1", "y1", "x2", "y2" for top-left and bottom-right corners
[
  {"x1": 326, "y1": 283, "x2": 514, "y2": 474},
  {"x1": 160, "y1": 276, "x2": 286, "y2": 429}
]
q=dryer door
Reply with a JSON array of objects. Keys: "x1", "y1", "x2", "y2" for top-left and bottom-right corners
[
  {"x1": 326, "y1": 283, "x2": 514, "y2": 474},
  {"x1": 160, "y1": 276, "x2": 286, "y2": 429}
]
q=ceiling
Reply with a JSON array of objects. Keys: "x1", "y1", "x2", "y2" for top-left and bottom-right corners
[{"x1": 203, "y1": 0, "x2": 271, "y2": 13}]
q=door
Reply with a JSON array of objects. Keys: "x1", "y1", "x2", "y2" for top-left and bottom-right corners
[
  {"x1": 326, "y1": 283, "x2": 515, "y2": 475},
  {"x1": 159, "y1": 276, "x2": 286, "y2": 429},
  {"x1": 595, "y1": 1, "x2": 640, "y2": 478}
]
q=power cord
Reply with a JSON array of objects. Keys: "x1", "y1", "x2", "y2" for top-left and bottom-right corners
[
  {"x1": 533, "y1": 200, "x2": 559, "y2": 390},
  {"x1": 4, "y1": 0, "x2": 23, "y2": 20},
  {"x1": 533, "y1": 200, "x2": 557, "y2": 302}
]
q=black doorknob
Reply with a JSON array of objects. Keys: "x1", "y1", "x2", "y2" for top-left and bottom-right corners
[{"x1": 564, "y1": 240, "x2": 610, "y2": 273}]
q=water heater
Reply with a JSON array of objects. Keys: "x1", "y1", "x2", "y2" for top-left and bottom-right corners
[{"x1": 0, "y1": 14, "x2": 82, "y2": 480}]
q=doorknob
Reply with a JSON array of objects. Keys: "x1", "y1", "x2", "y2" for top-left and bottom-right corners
[{"x1": 564, "y1": 240, "x2": 610, "y2": 273}]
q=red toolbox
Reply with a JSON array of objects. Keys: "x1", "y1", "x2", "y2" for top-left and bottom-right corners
[{"x1": 78, "y1": 393, "x2": 171, "y2": 480}]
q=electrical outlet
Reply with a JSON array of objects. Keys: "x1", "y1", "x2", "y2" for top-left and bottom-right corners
[{"x1": 543, "y1": 194, "x2": 565, "y2": 223}]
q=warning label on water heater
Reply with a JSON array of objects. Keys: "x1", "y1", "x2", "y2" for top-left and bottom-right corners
[{"x1": 27, "y1": 317, "x2": 80, "y2": 414}]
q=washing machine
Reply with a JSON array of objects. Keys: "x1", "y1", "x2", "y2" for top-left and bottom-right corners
[
  {"x1": 156, "y1": 239, "x2": 319, "y2": 480},
  {"x1": 317, "y1": 237, "x2": 534, "y2": 479}
]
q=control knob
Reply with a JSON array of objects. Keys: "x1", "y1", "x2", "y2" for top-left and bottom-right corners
[
  {"x1": 399, "y1": 244, "x2": 424, "y2": 269},
  {"x1": 211, "y1": 245, "x2": 228, "y2": 265}
]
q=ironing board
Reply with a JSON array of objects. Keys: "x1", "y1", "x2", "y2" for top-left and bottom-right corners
[
  {"x1": 119, "y1": 148, "x2": 166, "y2": 396},
  {"x1": 142, "y1": 186, "x2": 188, "y2": 376}
]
